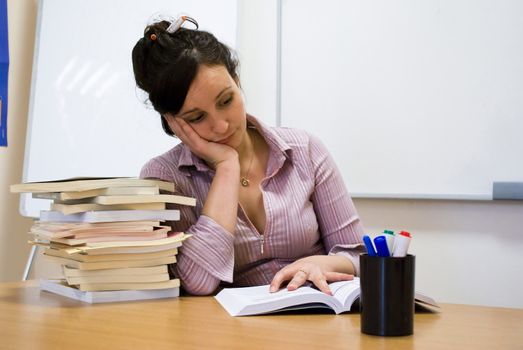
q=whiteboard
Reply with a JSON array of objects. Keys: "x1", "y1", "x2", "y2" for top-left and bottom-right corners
[
  {"x1": 21, "y1": 0, "x2": 237, "y2": 217},
  {"x1": 281, "y1": 0, "x2": 523, "y2": 199}
]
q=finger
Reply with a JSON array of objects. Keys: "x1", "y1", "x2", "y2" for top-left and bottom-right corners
[
  {"x1": 171, "y1": 118, "x2": 209, "y2": 154},
  {"x1": 270, "y1": 266, "x2": 304, "y2": 292},
  {"x1": 173, "y1": 118, "x2": 198, "y2": 144},
  {"x1": 164, "y1": 115, "x2": 180, "y2": 133},
  {"x1": 286, "y1": 270, "x2": 309, "y2": 292},
  {"x1": 269, "y1": 269, "x2": 292, "y2": 293},
  {"x1": 324, "y1": 272, "x2": 354, "y2": 282},
  {"x1": 309, "y1": 273, "x2": 332, "y2": 296},
  {"x1": 165, "y1": 117, "x2": 191, "y2": 144}
]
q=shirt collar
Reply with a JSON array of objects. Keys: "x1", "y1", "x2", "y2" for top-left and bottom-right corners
[{"x1": 247, "y1": 114, "x2": 293, "y2": 161}]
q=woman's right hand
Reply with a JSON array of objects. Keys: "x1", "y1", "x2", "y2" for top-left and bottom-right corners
[
  {"x1": 166, "y1": 116, "x2": 239, "y2": 168},
  {"x1": 166, "y1": 115, "x2": 241, "y2": 234}
]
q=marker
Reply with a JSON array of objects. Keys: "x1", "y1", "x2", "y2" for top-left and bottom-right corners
[
  {"x1": 373, "y1": 236, "x2": 390, "y2": 257},
  {"x1": 392, "y1": 231, "x2": 412, "y2": 257},
  {"x1": 363, "y1": 235, "x2": 377, "y2": 256},
  {"x1": 382, "y1": 230, "x2": 395, "y2": 254}
]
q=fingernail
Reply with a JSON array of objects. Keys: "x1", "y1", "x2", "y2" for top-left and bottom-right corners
[{"x1": 269, "y1": 286, "x2": 276, "y2": 292}]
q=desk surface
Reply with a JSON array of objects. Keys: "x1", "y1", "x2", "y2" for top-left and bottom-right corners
[{"x1": 0, "y1": 281, "x2": 522, "y2": 350}]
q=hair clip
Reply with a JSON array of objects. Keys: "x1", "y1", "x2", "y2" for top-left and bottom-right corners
[
  {"x1": 150, "y1": 33, "x2": 157, "y2": 41},
  {"x1": 166, "y1": 15, "x2": 199, "y2": 34}
]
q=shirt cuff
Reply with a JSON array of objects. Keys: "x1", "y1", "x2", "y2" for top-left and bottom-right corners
[
  {"x1": 181, "y1": 215, "x2": 235, "y2": 282},
  {"x1": 328, "y1": 243, "x2": 366, "y2": 276}
]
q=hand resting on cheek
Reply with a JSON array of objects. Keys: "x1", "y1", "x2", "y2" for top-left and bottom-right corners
[{"x1": 165, "y1": 116, "x2": 239, "y2": 169}]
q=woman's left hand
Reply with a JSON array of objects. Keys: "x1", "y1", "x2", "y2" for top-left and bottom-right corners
[{"x1": 269, "y1": 255, "x2": 354, "y2": 295}]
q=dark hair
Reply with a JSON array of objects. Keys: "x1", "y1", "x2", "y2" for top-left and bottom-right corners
[{"x1": 132, "y1": 19, "x2": 239, "y2": 136}]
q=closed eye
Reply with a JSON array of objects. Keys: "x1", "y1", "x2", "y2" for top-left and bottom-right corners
[
  {"x1": 220, "y1": 95, "x2": 233, "y2": 107},
  {"x1": 187, "y1": 113, "x2": 205, "y2": 124}
]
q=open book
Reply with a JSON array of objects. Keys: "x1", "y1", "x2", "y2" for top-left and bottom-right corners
[{"x1": 215, "y1": 278, "x2": 440, "y2": 316}]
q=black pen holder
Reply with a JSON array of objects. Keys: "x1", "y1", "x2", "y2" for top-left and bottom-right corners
[{"x1": 360, "y1": 254, "x2": 415, "y2": 336}]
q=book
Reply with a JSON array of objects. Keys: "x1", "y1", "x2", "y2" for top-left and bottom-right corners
[
  {"x1": 65, "y1": 272, "x2": 171, "y2": 285},
  {"x1": 39, "y1": 209, "x2": 180, "y2": 223},
  {"x1": 48, "y1": 230, "x2": 169, "y2": 246},
  {"x1": 43, "y1": 254, "x2": 177, "y2": 270},
  {"x1": 31, "y1": 221, "x2": 161, "y2": 236},
  {"x1": 33, "y1": 186, "x2": 161, "y2": 201},
  {"x1": 59, "y1": 257, "x2": 173, "y2": 285},
  {"x1": 44, "y1": 248, "x2": 179, "y2": 262},
  {"x1": 50, "y1": 202, "x2": 166, "y2": 215},
  {"x1": 75, "y1": 278, "x2": 181, "y2": 292},
  {"x1": 67, "y1": 233, "x2": 188, "y2": 250},
  {"x1": 10, "y1": 177, "x2": 175, "y2": 194},
  {"x1": 215, "y1": 278, "x2": 440, "y2": 316},
  {"x1": 39, "y1": 279, "x2": 180, "y2": 303},
  {"x1": 91, "y1": 194, "x2": 196, "y2": 207},
  {"x1": 32, "y1": 224, "x2": 166, "y2": 239},
  {"x1": 33, "y1": 220, "x2": 161, "y2": 230},
  {"x1": 62, "y1": 265, "x2": 168, "y2": 277},
  {"x1": 32, "y1": 233, "x2": 188, "y2": 255},
  {"x1": 62, "y1": 241, "x2": 183, "y2": 255}
]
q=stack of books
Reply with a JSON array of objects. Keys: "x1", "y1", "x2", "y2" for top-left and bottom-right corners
[{"x1": 10, "y1": 177, "x2": 194, "y2": 303}]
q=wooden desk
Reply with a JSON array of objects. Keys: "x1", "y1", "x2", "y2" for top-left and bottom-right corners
[{"x1": 0, "y1": 281, "x2": 521, "y2": 350}]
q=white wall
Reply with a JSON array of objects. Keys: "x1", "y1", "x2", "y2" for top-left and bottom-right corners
[
  {"x1": 3, "y1": 0, "x2": 522, "y2": 309},
  {"x1": 355, "y1": 198, "x2": 523, "y2": 308}
]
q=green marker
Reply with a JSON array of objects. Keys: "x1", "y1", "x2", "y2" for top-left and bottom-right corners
[{"x1": 382, "y1": 230, "x2": 395, "y2": 253}]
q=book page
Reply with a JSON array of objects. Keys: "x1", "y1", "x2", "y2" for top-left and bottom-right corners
[{"x1": 330, "y1": 279, "x2": 361, "y2": 310}]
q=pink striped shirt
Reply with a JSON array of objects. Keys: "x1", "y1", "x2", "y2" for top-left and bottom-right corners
[{"x1": 140, "y1": 115, "x2": 365, "y2": 295}]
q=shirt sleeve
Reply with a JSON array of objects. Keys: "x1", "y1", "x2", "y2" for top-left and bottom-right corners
[
  {"x1": 307, "y1": 134, "x2": 366, "y2": 276},
  {"x1": 140, "y1": 158, "x2": 235, "y2": 295}
]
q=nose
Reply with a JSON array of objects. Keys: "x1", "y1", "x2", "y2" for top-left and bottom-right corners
[{"x1": 212, "y1": 117, "x2": 229, "y2": 134}]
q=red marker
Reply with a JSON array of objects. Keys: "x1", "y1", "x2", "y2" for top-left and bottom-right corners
[{"x1": 392, "y1": 231, "x2": 411, "y2": 257}]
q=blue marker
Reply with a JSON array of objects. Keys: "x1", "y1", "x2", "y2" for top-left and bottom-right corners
[
  {"x1": 373, "y1": 236, "x2": 390, "y2": 257},
  {"x1": 363, "y1": 235, "x2": 377, "y2": 256}
]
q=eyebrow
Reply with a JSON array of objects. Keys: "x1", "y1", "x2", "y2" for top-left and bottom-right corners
[{"x1": 179, "y1": 86, "x2": 233, "y2": 117}]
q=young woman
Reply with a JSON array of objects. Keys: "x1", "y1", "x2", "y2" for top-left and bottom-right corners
[{"x1": 132, "y1": 17, "x2": 365, "y2": 296}]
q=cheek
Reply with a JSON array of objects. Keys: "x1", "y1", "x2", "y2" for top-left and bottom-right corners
[
  {"x1": 229, "y1": 100, "x2": 246, "y2": 125},
  {"x1": 234, "y1": 95, "x2": 246, "y2": 113},
  {"x1": 190, "y1": 125, "x2": 212, "y2": 141}
]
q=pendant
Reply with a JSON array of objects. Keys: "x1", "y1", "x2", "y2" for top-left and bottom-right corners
[{"x1": 240, "y1": 177, "x2": 250, "y2": 187}]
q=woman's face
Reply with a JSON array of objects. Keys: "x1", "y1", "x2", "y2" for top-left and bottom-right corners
[{"x1": 168, "y1": 65, "x2": 247, "y2": 149}]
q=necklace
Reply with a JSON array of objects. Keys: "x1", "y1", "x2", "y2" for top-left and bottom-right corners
[{"x1": 240, "y1": 132, "x2": 256, "y2": 187}]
